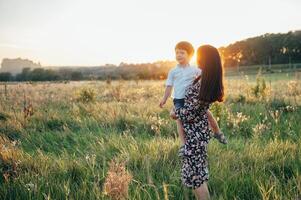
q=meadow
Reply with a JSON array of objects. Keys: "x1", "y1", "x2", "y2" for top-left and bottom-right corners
[{"x1": 0, "y1": 70, "x2": 301, "y2": 200}]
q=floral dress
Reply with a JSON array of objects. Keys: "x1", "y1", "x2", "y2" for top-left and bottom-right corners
[{"x1": 175, "y1": 78, "x2": 213, "y2": 189}]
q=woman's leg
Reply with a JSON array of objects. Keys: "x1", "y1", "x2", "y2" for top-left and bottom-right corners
[{"x1": 193, "y1": 182, "x2": 210, "y2": 200}]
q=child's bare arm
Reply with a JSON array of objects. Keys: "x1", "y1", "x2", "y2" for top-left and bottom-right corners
[
  {"x1": 207, "y1": 110, "x2": 221, "y2": 133},
  {"x1": 159, "y1": 86, "x2": 172, "y2": 108}
]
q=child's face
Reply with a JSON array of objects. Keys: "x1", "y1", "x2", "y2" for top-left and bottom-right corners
[{"x1": 175, "y1": 48, "x2": 190, "y2": 65}]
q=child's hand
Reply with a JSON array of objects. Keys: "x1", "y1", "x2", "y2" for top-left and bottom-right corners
[
  {"x1": 170, "y1": 108, "x2": 177, "y2": 120},
  {"x1": 159, "y1": 99, "x2": 167, "y2": 108}
]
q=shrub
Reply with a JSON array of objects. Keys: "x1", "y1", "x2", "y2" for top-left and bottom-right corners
[
  {"x1": 252, "y1": 68, "x2": 267, "y2": 99},
  {"x1": 0, "y1": 136, "x2": 21, "y2": 183},
  {"x1": 103, "y1": 159, "x2": 132, "y2": 200},
  {"x1": 77, "y1": 87, "x2": 96, "y2": 103}
]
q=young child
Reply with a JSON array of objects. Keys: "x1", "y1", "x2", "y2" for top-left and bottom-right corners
[{"x1": 159, "y1": 41, "x2": 227, "y2": 151}]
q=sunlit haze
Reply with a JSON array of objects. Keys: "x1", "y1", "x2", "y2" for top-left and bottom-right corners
[{"x1": 0, "y1": 0, "x2": 300, "y2": 66}]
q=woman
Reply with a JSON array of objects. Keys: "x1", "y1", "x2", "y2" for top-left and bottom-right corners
[{"x1": 175, "y1": 45, "x2": 225, "y2": 200}]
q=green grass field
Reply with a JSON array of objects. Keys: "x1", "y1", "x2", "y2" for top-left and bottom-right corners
[{"x1": 0, "y1": 71, "x2": 301, "y2": 199}]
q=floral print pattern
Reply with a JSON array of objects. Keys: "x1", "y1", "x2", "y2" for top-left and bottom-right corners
[{"x1": 175, "y1": 79, "x2": 213, "y2": 189}]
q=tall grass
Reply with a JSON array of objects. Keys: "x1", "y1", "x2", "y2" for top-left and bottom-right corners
[{"x1": 0, "y1": 74, "x2": 300, "y2": 199}]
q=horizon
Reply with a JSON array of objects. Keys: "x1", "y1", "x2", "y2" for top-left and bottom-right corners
[
  {"x1": 1, "y1": 29, "x2": 300, "y2": 68},
  {"x1": 0, "y1": 0, "x2": 300, "y2": 66}
]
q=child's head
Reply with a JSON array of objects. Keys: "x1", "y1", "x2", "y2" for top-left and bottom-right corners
[{"x1": 175, "y1": 41, "x2": 194, "y2": 65}]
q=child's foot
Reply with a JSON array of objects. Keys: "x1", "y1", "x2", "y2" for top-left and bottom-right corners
[{"x1": 213, "y1": 132, "x2": 228, "y2": 144}]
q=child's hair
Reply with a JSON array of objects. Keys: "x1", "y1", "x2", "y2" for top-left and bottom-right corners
[
  {"x1": 175, "y1": 41, "x2": 194, "y2": 58},
  {"x1": 194, "y1": 45, "x2": 224, "y2": 102}
]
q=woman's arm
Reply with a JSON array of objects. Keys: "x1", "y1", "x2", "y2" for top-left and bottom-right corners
[
  {"x1": 175, "y1": 98, "x2": 200, "y2": 122},
  {"x1": 175, "y1": 83, "x2": 203, "y2": 123}
]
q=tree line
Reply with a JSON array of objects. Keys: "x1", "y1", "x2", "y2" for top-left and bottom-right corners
[
  {"x1": 0, "y1": 30, "x2": 300, "y2": 82},
  {"x1": 0, "y1": 60, "x2": 176, "y2": 82},
  {"x1": 219, "y1": 30, "x2": 301, "y2": 67},
  {"x1": 0, "y1": 68, "x2": 84, "y2": 82}
]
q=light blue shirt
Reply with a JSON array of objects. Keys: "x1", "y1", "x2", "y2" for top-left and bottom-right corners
[{"x1": 166, "y1": 64, "x2": 202, "y2": 99}]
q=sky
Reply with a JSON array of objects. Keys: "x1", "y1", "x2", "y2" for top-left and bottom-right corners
[{"x1": 0, "y1": 0, "x2": 300, "y2": 66}]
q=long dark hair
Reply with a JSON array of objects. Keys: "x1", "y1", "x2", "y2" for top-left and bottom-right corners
[{"x1": 194, "y1": 45, "x2": 224, "y2": 102}]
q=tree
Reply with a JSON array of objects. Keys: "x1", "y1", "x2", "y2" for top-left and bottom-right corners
[
  {"x1": 71, "y1": 71, "x2": 84, "y2": 81},
  {"x1": 15, "y1": 67, "x2": 31, "y2": 81},
  {"x1": 0, "y1": 72, "x2": 13, "y2": 82}
]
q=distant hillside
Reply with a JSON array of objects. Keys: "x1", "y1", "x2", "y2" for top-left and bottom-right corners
[
  {"x1": 219, "y1": 30, "x2": 301, "y2": 67},
  {"x1": 0, "y1": 58, "x2": 41, "y2": 74},
  {"x1": 45, "y1": 60, "x2": 177, "y2": 80}
]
